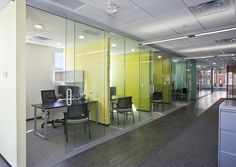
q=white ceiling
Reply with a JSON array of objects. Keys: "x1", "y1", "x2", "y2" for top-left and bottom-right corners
[{"x1": 27, "y1": 0, "x2": 236, "y2": 59}]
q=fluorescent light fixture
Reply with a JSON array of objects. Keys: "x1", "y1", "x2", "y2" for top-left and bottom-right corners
[
  {"x1": 0, "y1": 0, "x2": 10, "y2": 11},
  {"x1": 213, "y1": 62, "x2": 216, "y2": 65},
  {"x1": 131, "y1": 49, "x2": 135, "y2": 52},
  {"x1": 180, "y1": 43, "x2": 236, "y2": 53},
  {"x1": 34, "y1": 24, "x2": 43, "y2": 29},
  {"x1": 78, "y1": 35, "x2": 85, "y2": 39},
  {"x1": 195, "y1": 27, "x2": 236, "y2": 37},
  {"x1": 56, "y1": 43, "x2": 61, "y2": 46},
  {"x1": 111, "y1": 43, "x2": 117, "y2": 47},
  {"x1": 184, "y1": 56, "x2": 214, "y2": 59},
  {"x1": 141, "y1": 36, "x2": 188, "y2": 45},
  {"x1": 218, "y1": 54, "x2": 234, "y2": 57},
  {"x1": 157, "y1": 55, "x2": 162, "y2": 59}
]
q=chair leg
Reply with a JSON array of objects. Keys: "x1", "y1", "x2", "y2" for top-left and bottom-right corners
[
  {"x1": 132, "y1": 112, "x2": 135, "y2": 124},
  {"x1": 65, "y1": 123, "x2": 68, "y2": 143},
  {"x1": 88, "y1": 121, "x2": 91, "y2": 139},
  {"x1": 84, "y1": 122, "x2": 86, "y2": 133},
  {"x1": 123, "y1": 112, "x2": 125, "y2": 127},
  {"x1": 117, "y1": 111, "x2": 119, "y2": 125},
  {"x1": 51, "y1": 120, "x2": 56, "y2": 128}
]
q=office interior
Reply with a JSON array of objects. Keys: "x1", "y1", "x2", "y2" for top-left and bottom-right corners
[
  {"x1": 2, "y1": 0, "x2": 236, "y2": 166},
  {"x1": 25, "y1": 6, "x2": 200, "y2": 165}
]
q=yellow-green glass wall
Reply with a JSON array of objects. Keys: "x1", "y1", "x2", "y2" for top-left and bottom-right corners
[{"x1": 152, "y1": 52, "x2": 172, "y2": 103}]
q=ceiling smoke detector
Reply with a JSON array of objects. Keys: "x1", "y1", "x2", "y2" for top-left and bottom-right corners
[{"x1": 105, "y1": 1, "x2": 118, "y2": 15}]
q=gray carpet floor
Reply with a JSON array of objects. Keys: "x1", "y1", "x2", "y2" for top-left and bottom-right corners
[
  {"x1": 54, "y1": 92, "x2": 225, "y2": 167},
  {"x1": 138, "y1": 98, "x2": 224, "y2": 167}
]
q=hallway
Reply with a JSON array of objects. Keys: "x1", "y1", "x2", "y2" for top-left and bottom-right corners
[{"x1": 54, "y1": 91, "x2": 225, "y2": 167}]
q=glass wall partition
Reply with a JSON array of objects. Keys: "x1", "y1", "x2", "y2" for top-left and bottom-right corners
[
  {"x1": 65, "y1": 20, "x2": 109, "y2": 151},
  {"x1": 139, "y1": 46, "x2": 152, "y2": 121},
  {"x1": 152, "y1": 51, "x2": 173, "y2": 113},
  {"x1": 109, "y1": 34, "x2": 153, "y2": 128},
  {"x1": 109, "y1": 33, "x2": 126, "y2": 127}
]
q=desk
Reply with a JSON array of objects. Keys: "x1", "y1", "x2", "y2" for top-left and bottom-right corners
[{"x1": 32, "y1": 100, "x2": 98, "y2": 140}]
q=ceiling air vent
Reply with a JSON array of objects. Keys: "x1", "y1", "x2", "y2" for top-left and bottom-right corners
[
  {"x1": 216, "y1": 37, "x2": 236, "y2": 44},
  {"x1": 48, "y1": 0, "x2": 85, "y2": 11},
  {"x1": 189, "y1": 0, "x2": 234, "y2": 16},
  {"x1": 31, "y1": 36, "x2": 51, "y2": 41}
]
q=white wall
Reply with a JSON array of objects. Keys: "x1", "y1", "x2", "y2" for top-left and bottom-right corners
[
  {"x1": 26, "y1": 43, "x2": 57, "y2": 119},
  {"x1": 0, "y1": 0, "x2": 26, "y2": 166}
]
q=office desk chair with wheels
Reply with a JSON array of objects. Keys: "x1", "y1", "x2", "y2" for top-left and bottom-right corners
[
  {"x1": 64, "y1": 103, "x2": 91, "y2": 143},
  {"x1": 116, "y1": 96, "x2": 134, "y2": 126},
  {"x1": 41, "y1": 90, "x2": 57, "y2": 128}
]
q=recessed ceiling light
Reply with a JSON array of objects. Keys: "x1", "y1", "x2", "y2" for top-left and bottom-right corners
[
  {"x1": 34, "y1": 24, "x2": 43, "y2": 29},
  {"x1": 131, "y1": 49, "x2": 135, "y2": 52},
  {"x1": 78, "y1": 35, "x2": 85, "y2": 39},
  {"x1": 157, "y1": 55, "x2": 162, "y2": 59},
  {"x1": 213, "y1": 62, "x2": 216, "y2": 65},
  {"x1": 111, "y1": 43, "x2": 117, "y2": 47}
]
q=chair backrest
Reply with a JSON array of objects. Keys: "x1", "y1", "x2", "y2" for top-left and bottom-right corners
[
  {"x1": 182, "y1": 88, "x2": 187, "y2": 94},
  {"x1": 66, "y1": 103, "x2": 88, "y2": 120},
  {"x1": 41, "y1": 90, "x2": 57, "y2": 104},
  {"x1": 117, "y1": 96, "x2": 132, "y2": 109},
  {"x1": 110, "y1": 87, "x2": 116, "y2": 99},
  {"x1": 153, "y1": 92, "x2": 162, "y2": 100}
]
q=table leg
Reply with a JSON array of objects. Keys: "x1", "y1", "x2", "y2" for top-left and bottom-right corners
[
  {"x1": 34, "y1": 107, "x2": 37, "y2": 133},
  {"x1": 34, "y1": 108, "x2": 46, "y2": 139},
  {"x1": 44, "y1": 109, "x2": 48, "y2": 139}
]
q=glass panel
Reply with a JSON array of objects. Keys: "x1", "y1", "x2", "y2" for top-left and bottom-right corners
[
  {"x1": 186, "y1": 60, "x2": 197, "y2": 100},
  {"x1": 139, "y1": 46, "x2": 152, "y2": 122},
  {"x1": 109, "y1": 33, "x2": 125, "y2": 128},
  {"x1": 124, "y1": 39, "x2": 140, "y2": 127},
  {"x1": 65, "y1": 20, "x2": 109, "y2": 151}
]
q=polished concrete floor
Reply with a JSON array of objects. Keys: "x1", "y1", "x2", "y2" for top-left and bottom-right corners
[{"x1": 54, "y1": 91, "x2": 225, "y2": 167}]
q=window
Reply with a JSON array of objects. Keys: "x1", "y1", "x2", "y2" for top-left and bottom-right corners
[{"x1": 54, "y1": 50, "x2": 65, "y2": 71}]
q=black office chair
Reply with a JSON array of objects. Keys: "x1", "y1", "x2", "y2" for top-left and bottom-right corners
[
  {"x1": 41, "y1": 90, "x2": 57, "y2": 128},
  {"x1": 152, "y1": 92, "x2": 163, "y2": 103},
  {"x1": 64, "y1": 103, "x2": 91, "y2": 143},
  {"x1": 116, "y1": 96, "x2": 134, "y2": 126}
]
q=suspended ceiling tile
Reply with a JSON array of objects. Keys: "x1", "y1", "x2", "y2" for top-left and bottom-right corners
[
  {"x1": 158, "y1": 43, "x2": 180, "y2": 49},
  {"x1": 130, "y1": 0, "x2": 159, "y2": 6},
  {"x1": 209, "y1": 30, "x2": 236, "y2": 41},
  {"x1": 114, "y1": 7, "x2": 150, "y2": 24},
  {"x1": 156, "y1": 8, "x2": 203, "y2": 34},
  {"x1": 140, "y1": 0, "x2": 186, "y2": 16},
  {"x1": 79, "y1": 0, "x2": 95, "y2": 4},
  {"x1": 162, "y1": 39, "x2": 193, "y2": 48},
  {"x1": 187, "y1": 35, "x2": 215, "y2": 45},
  {"x1": 75, "y1": 5, "x2": 108, "y2": 22},
  {"x1": 197, "y1": 9, "x2": 236, "y2": 29},
  {"x1": 128, "y1": 18, "x2": 178, "y2": 38},
  {"x1": 88, "y1": 0, "x2": 136, "y2": 13},
  {"x1": 100, "y1": 17, "x2": 127, "y2": 28}
]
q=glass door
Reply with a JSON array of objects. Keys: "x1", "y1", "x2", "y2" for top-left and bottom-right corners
[{"x1": 65, "y1": 19, "x2": 108, "y2": 151}]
